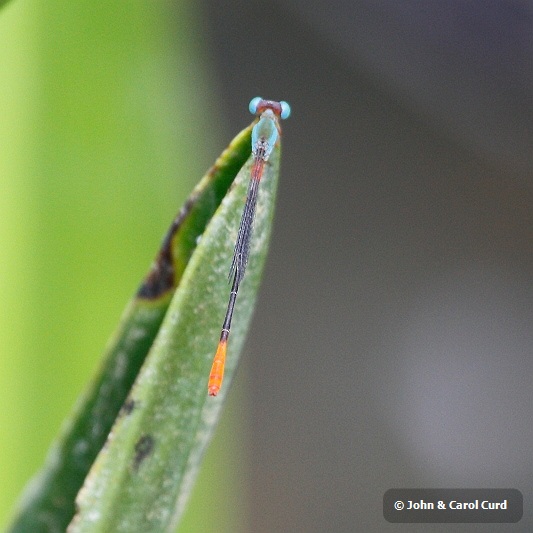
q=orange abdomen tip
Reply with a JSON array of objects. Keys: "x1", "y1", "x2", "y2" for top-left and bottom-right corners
[{"x1": 208, "y1": 340, "x2": 227, "y2": 396}]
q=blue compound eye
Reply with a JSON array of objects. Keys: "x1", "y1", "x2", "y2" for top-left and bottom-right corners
[
  {"x1": 249, "y1": 96, "x2": 262, "y2": 115},
  {"x1": 280, "y1": 101, "x2": 291, "y2": 120}
]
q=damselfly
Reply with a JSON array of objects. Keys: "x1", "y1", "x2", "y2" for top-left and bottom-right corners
[{"x1": 208, "y1": 97, "x2": 290, "y2": 396}]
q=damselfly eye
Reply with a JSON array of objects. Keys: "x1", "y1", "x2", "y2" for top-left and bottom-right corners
[
  {"x1": 280, "y1": 101, "x2": 291, "y2": 120},
  {"x1": 249, "y1": 96, "x2": 262, "y2": 115}
]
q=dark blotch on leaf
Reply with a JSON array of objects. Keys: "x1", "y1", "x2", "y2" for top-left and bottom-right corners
[
  {"x1": 133, "y1": 434, "x2": 155, "y2": 471},
  {"x1": 120, "y1": 398, "x2": 136, "y2": 416},
  {"x1": 137, "y1": 196, "x2": 197, "y2": 300}
]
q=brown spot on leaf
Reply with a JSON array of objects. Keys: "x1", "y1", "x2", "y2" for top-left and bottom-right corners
[
  {"x1": 120, "y1": 398, "x2": 136, "y2": 416},
  {"x1": 137, "y1": 195, "x2": 197, "y2": 300},
  {"x1": 133, "y1": 434, "x2": 154, "y2": 471}
]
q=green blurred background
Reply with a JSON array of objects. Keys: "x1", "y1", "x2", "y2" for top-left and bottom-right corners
[{"x1": 0, "y1": 1, "x2": 246, "y2": 531}]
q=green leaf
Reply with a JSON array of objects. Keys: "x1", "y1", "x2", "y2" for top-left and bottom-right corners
[
  {"x1": 67, "y1": 133, "x2": 281, "y2": 533},
  {"x1": 6, "y1": 125, "x2": 257, "y2": 533}
]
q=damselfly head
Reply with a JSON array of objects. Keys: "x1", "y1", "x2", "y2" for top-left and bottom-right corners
[{"x1": 249, "y1": 97, "x2": 291, "y2": 120}]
